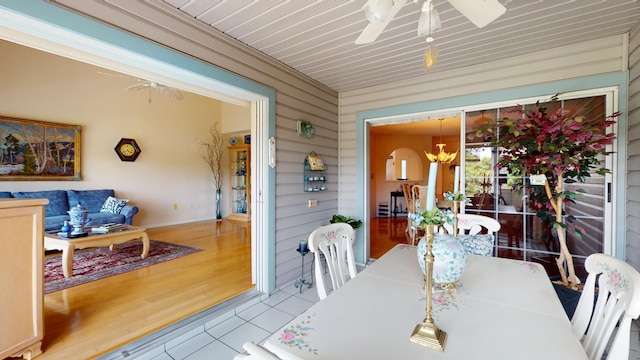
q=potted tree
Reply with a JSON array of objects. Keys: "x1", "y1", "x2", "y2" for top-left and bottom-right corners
[{"x1": 488, "y1": 97, "x2": 620, "y2": 289}]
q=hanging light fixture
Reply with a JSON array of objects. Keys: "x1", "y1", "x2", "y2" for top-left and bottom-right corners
[
  {"x1": 417, "y1": 0, "x2": 441, "y2": 36},
  {"x1": 425, "y1": 118, "x2": 458, "y2": 164},
  {"x1": 363, "y1": 0, "x2": 394, "y2": 24},
  {"x1": 420, "y1": 0, "x2": 439, "y2": 71}
]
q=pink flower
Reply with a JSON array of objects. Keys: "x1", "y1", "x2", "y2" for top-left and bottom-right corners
[
  {"x1": 281, "y1": 332, "x2": 295, "y2": 342},
  {"x1": 611, "y1": 272, "x2": 619, "y2": 285}
]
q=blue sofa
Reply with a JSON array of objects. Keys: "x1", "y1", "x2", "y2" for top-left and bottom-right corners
[{"x1": 0, "y1": 189, "x2": 138, "y2": 231}]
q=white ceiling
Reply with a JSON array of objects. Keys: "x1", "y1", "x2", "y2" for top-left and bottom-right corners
[{"x1": 158, "y1": 0, "x2": 640, "y2": 92}]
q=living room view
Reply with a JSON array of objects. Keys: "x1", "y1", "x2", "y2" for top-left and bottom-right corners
[{"x1": 0, "y1": 39, "x2": 257, "y2": 359}]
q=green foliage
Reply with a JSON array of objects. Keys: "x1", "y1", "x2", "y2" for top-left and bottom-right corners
[
  {"x1": 330, "y1": 214, "x2": 362, "y2": 229},
  {"x1": 486, "y1": 97, "x2": 619, "y2": 232}
]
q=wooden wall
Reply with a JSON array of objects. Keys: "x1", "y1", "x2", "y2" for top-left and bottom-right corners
[
  {"x1": 14, "y1": 0, "x2": 340, "y2": 288},
  {"x1": 627, "y1": 24, "x2": 640, "y2": 269},
  {"x1": 339, "y1": 36, "x2": 629, "y2": 261}
]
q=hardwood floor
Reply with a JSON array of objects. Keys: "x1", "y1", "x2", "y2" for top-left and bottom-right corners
[
  {"x1": 33, "y1": 219, "x2": 253, "y2": 360},
  {"x1": 369, "y1": 216, "x2": 413, "y2": 259},
  {"x1": 22, "y1": 217, "x2": 398, "y2": 360}
]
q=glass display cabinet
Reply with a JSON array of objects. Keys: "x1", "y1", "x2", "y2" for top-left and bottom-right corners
[{"x1": 228, "y1": 144, "x2": 250, "y2": 221}]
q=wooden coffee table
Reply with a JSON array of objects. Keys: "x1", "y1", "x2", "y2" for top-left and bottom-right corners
[{"x1": 44, "y1": 225, "x2": 149, "y2": 278}]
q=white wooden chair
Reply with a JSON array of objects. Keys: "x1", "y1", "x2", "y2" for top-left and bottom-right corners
[
  {"x1": 308, "y1": 223, "x2": 357, "y2": 300},
  {"x1": 409, "y1": 184, "x2": 430, "y2": 245},
  {"x1": 571, "y1": 253, "x2": 640, "y2": 360},
  {"x1": 234, "y1": 342, "x2": 281, "y2": 360},
  {"x1": 443, "y1": 213, "x2": 501, "y2": 256}
]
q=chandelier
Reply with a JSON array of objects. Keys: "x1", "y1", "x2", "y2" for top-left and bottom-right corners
[{"x1": 425, "y1": 119, "x2": 458, "y2": 163}]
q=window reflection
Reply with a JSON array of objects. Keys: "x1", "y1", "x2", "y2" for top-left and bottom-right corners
[{"x1": 463, "y1": 95, "x2": 609, "y2": 279}]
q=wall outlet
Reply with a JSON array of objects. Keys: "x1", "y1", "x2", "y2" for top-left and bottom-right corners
[{"x1": 308, "y1": 199, "x2": 318, "y2": 207}]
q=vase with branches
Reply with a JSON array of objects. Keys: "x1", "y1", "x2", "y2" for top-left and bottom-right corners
[
  {"x1": 200, "y1": 124, "x2": 225, "y2": 220},
  {"x1": 487, "y1": 96, "x2": 620, "y2": 289}
]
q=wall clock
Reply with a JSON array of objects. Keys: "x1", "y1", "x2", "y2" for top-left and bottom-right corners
[{"x1": 115, "y1": 138, "x2": 141, "y2": 162}]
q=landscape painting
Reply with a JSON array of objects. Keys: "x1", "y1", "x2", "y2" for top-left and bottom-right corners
[{"x1": 0, "y1": 116, "x2": 81, "y2": 180}]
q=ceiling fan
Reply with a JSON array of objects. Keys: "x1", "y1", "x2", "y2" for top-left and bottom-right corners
[
  {"x1": 355, "y1": 0, "x2": 507, "y2": 44},
  {"x1": 97, "y1": 72, "x2": 184, "y2": 102},
  {"x1": 126, "y1": 79, "x2": 184, "y2": 101}
]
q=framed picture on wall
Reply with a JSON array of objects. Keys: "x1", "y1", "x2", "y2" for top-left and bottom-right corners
[{"x1": 0, "y1": 116, "x2": 82, "y2": 180}]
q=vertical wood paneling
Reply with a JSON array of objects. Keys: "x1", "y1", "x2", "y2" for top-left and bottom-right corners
[
  {"x1": 627, "y1": 23, "x2": 640, "y2": 269},
  {"x1": 339, "y1": 36, "x2": 627, "y2": 257}
]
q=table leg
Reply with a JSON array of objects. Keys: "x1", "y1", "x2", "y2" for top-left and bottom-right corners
[
  {"x1": 62, "y1": 245, "x2": 75, "y2": 278},
  {"x1": 140, "y1": 232, "x2": 150, "y2": 259}
]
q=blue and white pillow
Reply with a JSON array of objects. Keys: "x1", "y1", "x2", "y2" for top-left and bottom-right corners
[
  {"x1": 100, "y1": 196, "x2": 129, "y2": 214},
  {"x1": 458, "y1": 234, "x2": 494, "y2": 257}
]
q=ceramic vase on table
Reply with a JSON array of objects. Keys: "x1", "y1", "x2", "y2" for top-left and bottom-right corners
[
  {"x1": 67, "y1": 203, "x2": 90, "y2": 235},
  {"x1": 417, "y1": 233, "x2": 467, "y2": 285}
]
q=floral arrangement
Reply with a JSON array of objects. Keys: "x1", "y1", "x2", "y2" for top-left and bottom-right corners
[
  {"x1": 408, "y1": 208, "x2": 445, "y2": 227},
  {"x1": 443, "y1": 191, "x2": 471, "y2": 205}
]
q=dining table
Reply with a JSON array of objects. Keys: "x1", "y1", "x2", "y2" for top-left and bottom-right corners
[{"x1": 264, "y1": 244, "x2": 587, "y2": 359}]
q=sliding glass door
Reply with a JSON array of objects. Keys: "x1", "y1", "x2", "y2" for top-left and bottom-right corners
[{"x1": 463, "y1": 93, "x2": 615, "y2": 278}]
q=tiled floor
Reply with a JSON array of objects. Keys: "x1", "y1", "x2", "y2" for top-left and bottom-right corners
[
  {"x1": 130, "y1": 282, "x2": 322, "y2": 360},
  {"x1": 125, "y1": 277, "x2": 640, "y2": 360}
]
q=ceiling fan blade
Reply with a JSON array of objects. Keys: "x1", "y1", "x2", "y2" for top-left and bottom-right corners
[
  {"x1": 447, "y1": 0, "x2": 506, "y2": 28},
  {"x1": 157, "y1": 85, "x2": 184, "y2": 100},
  {"x1": 126, "y1": 83, "x2": 149, "y2": 92},
  {"x1": 355, "y1": 0, "x2": 408, "y2": 45}
]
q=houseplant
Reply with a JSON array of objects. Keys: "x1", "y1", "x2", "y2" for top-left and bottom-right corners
[
  {"x1": 200, "y1": 124, "x2": 225, "y2": 220},
  {"x1": 488, "y1": 97, "x2": 620, "y2": 289},
  {"x1": 329, "y1": 214, "x2": 362, "y2": 229}
]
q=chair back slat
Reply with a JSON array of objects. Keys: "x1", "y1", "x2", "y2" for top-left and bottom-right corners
[
  {"x1": 571, "y1": 253, "x2": 640, "y2": 360},
  {"x1": 308, "y1": 223, "x2": 357, "y2": 300}
]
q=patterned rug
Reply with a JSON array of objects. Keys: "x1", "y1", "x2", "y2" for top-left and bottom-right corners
[{"x1": 45, "y1": 240, "x2": 201, "y2": 294}]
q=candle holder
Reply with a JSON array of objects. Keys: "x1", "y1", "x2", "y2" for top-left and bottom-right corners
[
  {"x1": 410, "y1": 224, "x2": 447, "y2": 351},
  {"x1": 451, "y1": 200, "x2": 461, "y2": 236}
]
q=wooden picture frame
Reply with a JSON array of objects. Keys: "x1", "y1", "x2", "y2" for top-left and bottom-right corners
[{"x1": 0, "y1": 116, "x2": 81, "y2": 181}]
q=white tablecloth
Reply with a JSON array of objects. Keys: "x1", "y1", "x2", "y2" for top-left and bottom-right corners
[{"x1": 265, "y1": 244, "x2": 586, "y2": 360}]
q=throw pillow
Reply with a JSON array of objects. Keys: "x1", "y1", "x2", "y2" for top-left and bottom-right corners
[
  {"x1": 458, "y1": 234, "x2": 494, "y2": 257},
  {"x1": 100, "y1": 196, "x2": 129, "y2": 214}
]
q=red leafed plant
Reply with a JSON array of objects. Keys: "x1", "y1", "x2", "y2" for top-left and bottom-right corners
[{"x1": 491, "y1": 97, "x2": 620, "y2": 289}]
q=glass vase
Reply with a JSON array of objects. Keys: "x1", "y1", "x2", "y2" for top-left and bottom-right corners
[{"x1": 215, "y1": 188, "x2": 222, "y2": 220}]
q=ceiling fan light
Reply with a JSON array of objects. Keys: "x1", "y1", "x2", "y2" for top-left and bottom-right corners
[
  {"x1": 417, "y1": 2, "x2": 441, "y2": 36},
  {"x1": 363, "y1": 0, "x2": 394, "y2": 24},
  {"x1": 424, "y1": 43, "x2": 438, "y2": 70},
  {"x1": 447, "y1": 0, "x2": 506, "y2": 28}
]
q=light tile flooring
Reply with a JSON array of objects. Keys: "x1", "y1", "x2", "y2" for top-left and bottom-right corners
[
  {"x1": 131, "y1": 282, "x2": 322, "y2": 360},
  {"x1": 126, "y1": 279, "x2": 640, "y2": 360}
]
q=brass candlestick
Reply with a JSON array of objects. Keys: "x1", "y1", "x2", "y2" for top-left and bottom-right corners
[
  {"x1": 410, "y1": 224, "x2": 447, "y2": 351},
  {"x1": 452, "y1": 200, "x2": 461, "y2": 236}
]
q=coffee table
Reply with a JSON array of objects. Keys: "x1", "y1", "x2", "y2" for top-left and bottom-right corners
[{"x1": 44, "y1": 225, "x2": 149, "y2": 278}]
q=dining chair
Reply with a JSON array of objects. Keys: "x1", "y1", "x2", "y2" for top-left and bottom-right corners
[
  {"x1": 571, "y1": 253, "x2": 640, "y2": 360},
  {"x1": 443, "y1": 213, "x2": 501, "y2": 256},
  {"x1": 308, "y1": 223, "x2": 357, "y2": 300},
  {"x1": 234, "y1": 342, "x2": 281, "y2": 360},
  {"x1": 401, "y1": 183, "x2": 416, "y2": 235},
  {"x1": 409, "y1": 184, "x2": 430, "y2": 245}
]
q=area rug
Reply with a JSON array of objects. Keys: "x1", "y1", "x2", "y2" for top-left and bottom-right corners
[{"x1": 45, "y1": 240, "x2": 202, "y2": 294}]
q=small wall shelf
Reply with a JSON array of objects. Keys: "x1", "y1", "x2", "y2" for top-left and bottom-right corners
[{"x1": 304, "y1": 152, "x2": 327, "y2": 192}]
